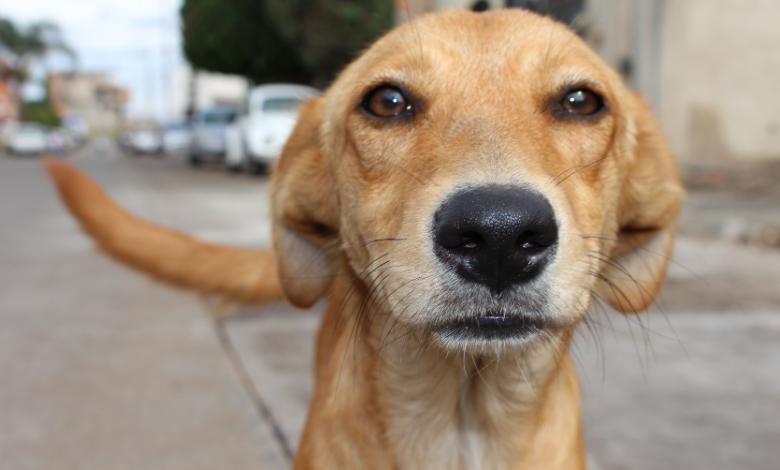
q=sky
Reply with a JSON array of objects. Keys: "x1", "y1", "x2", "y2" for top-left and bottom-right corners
[{"x1": 2, "y1": 0, "x2": 186, "y2": 119}]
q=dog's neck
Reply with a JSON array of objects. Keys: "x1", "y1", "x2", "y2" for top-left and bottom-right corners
[
  {"x1": 371, "y1": 321, "x2": 584, "y2": 470},
  {"x1": 297, "y1": 276, "x2": 585, "y2": 470}
]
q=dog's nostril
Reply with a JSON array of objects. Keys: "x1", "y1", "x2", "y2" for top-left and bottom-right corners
[
  {"x1": 438, "y1": 230, "x2": 484, "y2": 250},
  {"x1": 517, "y1": 230, "x2": 555, "y2": 251},
  {"x1": 459, "y1": 232, "x2": 483, "y2": 250},
  {"x1": 433, "y1": 185, "x2": 558, "y2": 293},
  {"x1": 519, "y1": 240, "x2": 539, "y2": 250},
  {"x1": 518, "y1": 231, "x2": 538, "y2": 249}
]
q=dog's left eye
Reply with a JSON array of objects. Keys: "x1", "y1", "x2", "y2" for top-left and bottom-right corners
[
  {"x1": 559, "y1": 89, "x2": 604, "y2": 117},
  {"x1": 362, "y1": 85, "x2": 413, "y2": 119}
]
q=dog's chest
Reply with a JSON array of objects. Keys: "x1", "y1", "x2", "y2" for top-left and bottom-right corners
[{"x1": 380, "y1": 360, "x2": 539, "y2": 470}]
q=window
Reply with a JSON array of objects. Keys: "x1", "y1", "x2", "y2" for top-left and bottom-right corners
[{"x1": 261, "y1": 97, "x2": 302, "y2": 113}]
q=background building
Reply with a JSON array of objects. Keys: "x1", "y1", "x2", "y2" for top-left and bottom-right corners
[
  {"x1": 169, "y1": 65, "x2": 248, "y2": 121},
  {"x1": 397, "y1": 0, "x2": 780, "y2": 163},
  {"x1": 590, "y1": 0, "x2": 780, "y2": 163},
  {"x1": 0, "y1": 44, "x2": 19, "y2": 124},
  {"x1": 48, "y1": 72, "x2": 129, "y2": 135}
]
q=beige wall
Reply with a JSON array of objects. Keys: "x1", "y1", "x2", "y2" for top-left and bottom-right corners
[
  {"x1": 48, "y1": 73, "x2": 128, "y2": 135},
  {"x1": 583, "y1": 0, "x2": 634, "y2": 70},
  {"x1": 660, "y1": 0, "x2": 780, "y2": 162},
  {"x1": 169, "y1": 66, "x2": 248, "y2": 120}
]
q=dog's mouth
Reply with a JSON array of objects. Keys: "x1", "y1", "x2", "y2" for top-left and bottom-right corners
[{"x1": 432, "y1": 312, "x2": 556, "y2": 344}]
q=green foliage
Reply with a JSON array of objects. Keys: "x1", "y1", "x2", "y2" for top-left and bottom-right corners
[
  {"x1": 180, "y1": 0, "x2": 394, "y2": 86},
  {"x1": 180, "y1": 0, "x2": 308, "y2": 84},
  {"x1": 21, "y1": 99, "x2": 61, "y2": 127},
  {"x1": 0, "y1": 17, "x2": 74, "y2": 60},
  {"x1": 263, "y1": 0, "x2": 394, "y2": 85},
  {"x1": 0, "y1": 16, "x2": 76, "y2": 82}
]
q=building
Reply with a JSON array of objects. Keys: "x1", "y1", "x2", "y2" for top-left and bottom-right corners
[
  {"x1": 0, "y1": 79, "x2": 18, "y2": 124},
  {"x1": 48, "y1": 72, "x2": 129, "y2": 135},
  {"x1": 396, "y1": 0, "x2": 780, "y2": 163},
  {"x1": 167, "y1": 65, "x2": 248, "y2": 122},
  {"x1": 0, "y1": 44, "x2": 19, "y2": 124}
]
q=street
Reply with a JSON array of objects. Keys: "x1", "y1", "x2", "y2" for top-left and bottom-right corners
[{"x1": 1, "y1": 141, "x2": 779, "y2": 470}]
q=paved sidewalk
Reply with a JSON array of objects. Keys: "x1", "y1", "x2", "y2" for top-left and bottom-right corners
[
  {"x1": 224, "y1": 238, "x2": 780, "y2": 470},
  {"x1": 0, "y1": 155, "x2": 287, "y2": 469}
]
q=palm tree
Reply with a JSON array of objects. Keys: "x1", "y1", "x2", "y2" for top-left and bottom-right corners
[
  {"x1": 0, "y1": 17, "x2": 76, "y2": 83},
  {"x1": 0, "y1": 17, "x2": 76, "y2": 124}
]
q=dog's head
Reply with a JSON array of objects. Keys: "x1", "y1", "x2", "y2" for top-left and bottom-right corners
[{"x1": 272, "y1": 10, "x2": 683, "y2": 353}]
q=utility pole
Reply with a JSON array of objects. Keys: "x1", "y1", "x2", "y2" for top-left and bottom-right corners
[{"x1": 185, "y1": 67, "x2": 197, "y2": 123}]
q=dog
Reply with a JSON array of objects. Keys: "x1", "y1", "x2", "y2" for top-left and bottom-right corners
[{"x1": 46, "y1": 9, "x2": 684, "y2": 470}]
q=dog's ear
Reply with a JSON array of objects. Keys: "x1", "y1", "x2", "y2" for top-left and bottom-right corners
[
  {"x1": 597, "y1": 94, "x2": 685, "y2": 313},
  {"x1": 271, "y1": 99, "x2": 340, "y2": 307}
]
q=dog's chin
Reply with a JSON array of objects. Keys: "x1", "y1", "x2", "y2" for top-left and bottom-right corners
[{"x1": 429, "y1": 313, "x2": 561, "y2": 354}]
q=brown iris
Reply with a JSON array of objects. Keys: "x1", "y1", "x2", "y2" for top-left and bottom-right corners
[
  {"x1": 362, "y1": 85, "x2": 412, "y2": 118},
  {"x1": 560, "y1": 89, "x2": 603, "y2": 117}
]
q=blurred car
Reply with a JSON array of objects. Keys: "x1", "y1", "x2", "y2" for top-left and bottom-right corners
[
  {"x1": 61, "y1": 113, "x2": 89, "y2": 145},
  {"x1": 225, "y1": 121, "x2": 244, "y2": 172},
  {"x1": 47, "y1": 128, "x2": 78, "y2": 154},
  {"x1": 8, "y1": 123, "x2": 49, "y2": 156},
  {"x1": 121, "y1": 127, "x2": 163, "y2": 155},
  {"x1": 225, "y1": 84, "x2": 320, "y2": 173},
  {"x1": 162, "y1": 122, "x2": 192, "y2": 156},
  {"x1": 0, "y1": 121, "x2": 19, "y2": 149},
  {"x1": 189, "y1": 107, "x2": 238, "y2": 166}
]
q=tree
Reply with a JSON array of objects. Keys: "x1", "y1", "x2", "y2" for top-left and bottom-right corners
[
  {"x1": 0, "y1": 17, "x2": 75, "y2": 83},
  {"x1": 180, "y1": 0, "x2": 308, "y2": 85},
  {"x1": 21, "y1": 98, "x2": 60, "y2": 127},
  {"x1": 263, "y1": 0, "x2": 394, "y2": 85},
  {"x1": 0, "y1": 17, "x2": 75, "y2": 125},
  {"x1": 180, "y1": 0, "x2": 393, "y2": 87}
]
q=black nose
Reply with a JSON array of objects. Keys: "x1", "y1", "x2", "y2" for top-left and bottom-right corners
[{"x1": 433, "y1": 186, "x2": 558, "y2": 293}]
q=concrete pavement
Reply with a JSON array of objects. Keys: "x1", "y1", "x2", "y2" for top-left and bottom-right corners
[
  {"x1": 0, "y1": 149, "x2": 287, "y2": 469},
  {"x1": 1, "y1": 144, "x2": 779, "y2": 469}
]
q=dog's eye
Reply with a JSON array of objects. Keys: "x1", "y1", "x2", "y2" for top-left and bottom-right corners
[
  {"x1": 362, "y1": 86, "x2": 413, "y2": 118},
  {"x1": 560, "y1": 89, "x2": 604, "y2": 117}
]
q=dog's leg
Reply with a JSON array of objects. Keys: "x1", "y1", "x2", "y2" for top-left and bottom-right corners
[{"x1": 44, "y1": 159, "x2": 282, "y2": 304}]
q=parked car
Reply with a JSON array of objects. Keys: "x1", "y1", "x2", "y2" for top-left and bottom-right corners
[
  {"x1": 189, "y1": 107, "x2": 238, "y2": 166},
  {"x1": 120, "y1": 127, "x2": 163, "y2": 155},
  {"x1": 162, "y1": 122, "x2": 192, "y2": 156},
  {"x1": 0, "y1": 121, "x2": 19, "y2": 149},
  {"x1": 8, "y1": 123, "x2": 49, "y2": 156},
  {"x1": 225, "y1": 84, "x2": 320, "y2": 173},
  {"x1": 61, "y1": 113, "x2": 89, "y2": 145},
  {"x1": 225, "y1": 121, "x2": 244, "y2": 172},
  {"x1": 47, "y1": 128, "x2": 78, "y2": 154}
]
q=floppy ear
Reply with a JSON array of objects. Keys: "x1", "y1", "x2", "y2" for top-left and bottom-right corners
[
  {"x1": 597, "y1": 93, "x2": 685, "y2": 313},
  {"x1": 271, "y1": 99, "x2": 340, "y2": 308}
]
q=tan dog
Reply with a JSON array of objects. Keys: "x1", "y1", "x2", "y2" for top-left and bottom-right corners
[{"x1": 46, "y1": 9, "x2": 683, "y2": 470}]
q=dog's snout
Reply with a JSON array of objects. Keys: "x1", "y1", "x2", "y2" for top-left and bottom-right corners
[{"x1": 433, "y1": 186, "x2": 558, "y2": 293}]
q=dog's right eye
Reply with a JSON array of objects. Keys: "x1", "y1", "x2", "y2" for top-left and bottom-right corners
[{"x1": 361, "y1": 85, "x2": 413, "y2": 119}]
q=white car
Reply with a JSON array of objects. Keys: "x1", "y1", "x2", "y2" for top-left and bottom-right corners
[
  {"x1": 189, "y1": 107, "x2": 237, "y2": 166},
  {"x1": 122, "y1": 128, "x2": 163, "y2": 155},
  {"x1": 225, "y1": 84, "x2": 320, "y2": 173},
  {"x1": 162, "y1": 122, "x2": 192, "y2": 156},
  {"x1": 9, "y1": 123, "x2": 49, "y2": 156},
  {"x1": 47, "y1": 128, "x2": 78, "y2": 154}
]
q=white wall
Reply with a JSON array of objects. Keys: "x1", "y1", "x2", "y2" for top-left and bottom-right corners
[{"x1": 660, "y1": 0, "x2": 780, "y2": 162}]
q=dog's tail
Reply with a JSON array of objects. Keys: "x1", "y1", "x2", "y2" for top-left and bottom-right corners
[{"x1": 44, "y1": 159, "x2": 283, "y2": 304}]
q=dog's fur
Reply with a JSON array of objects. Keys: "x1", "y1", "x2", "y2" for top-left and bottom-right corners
[{"x1": 46, "y1": 10, "x2": 683, "y2": 470}]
